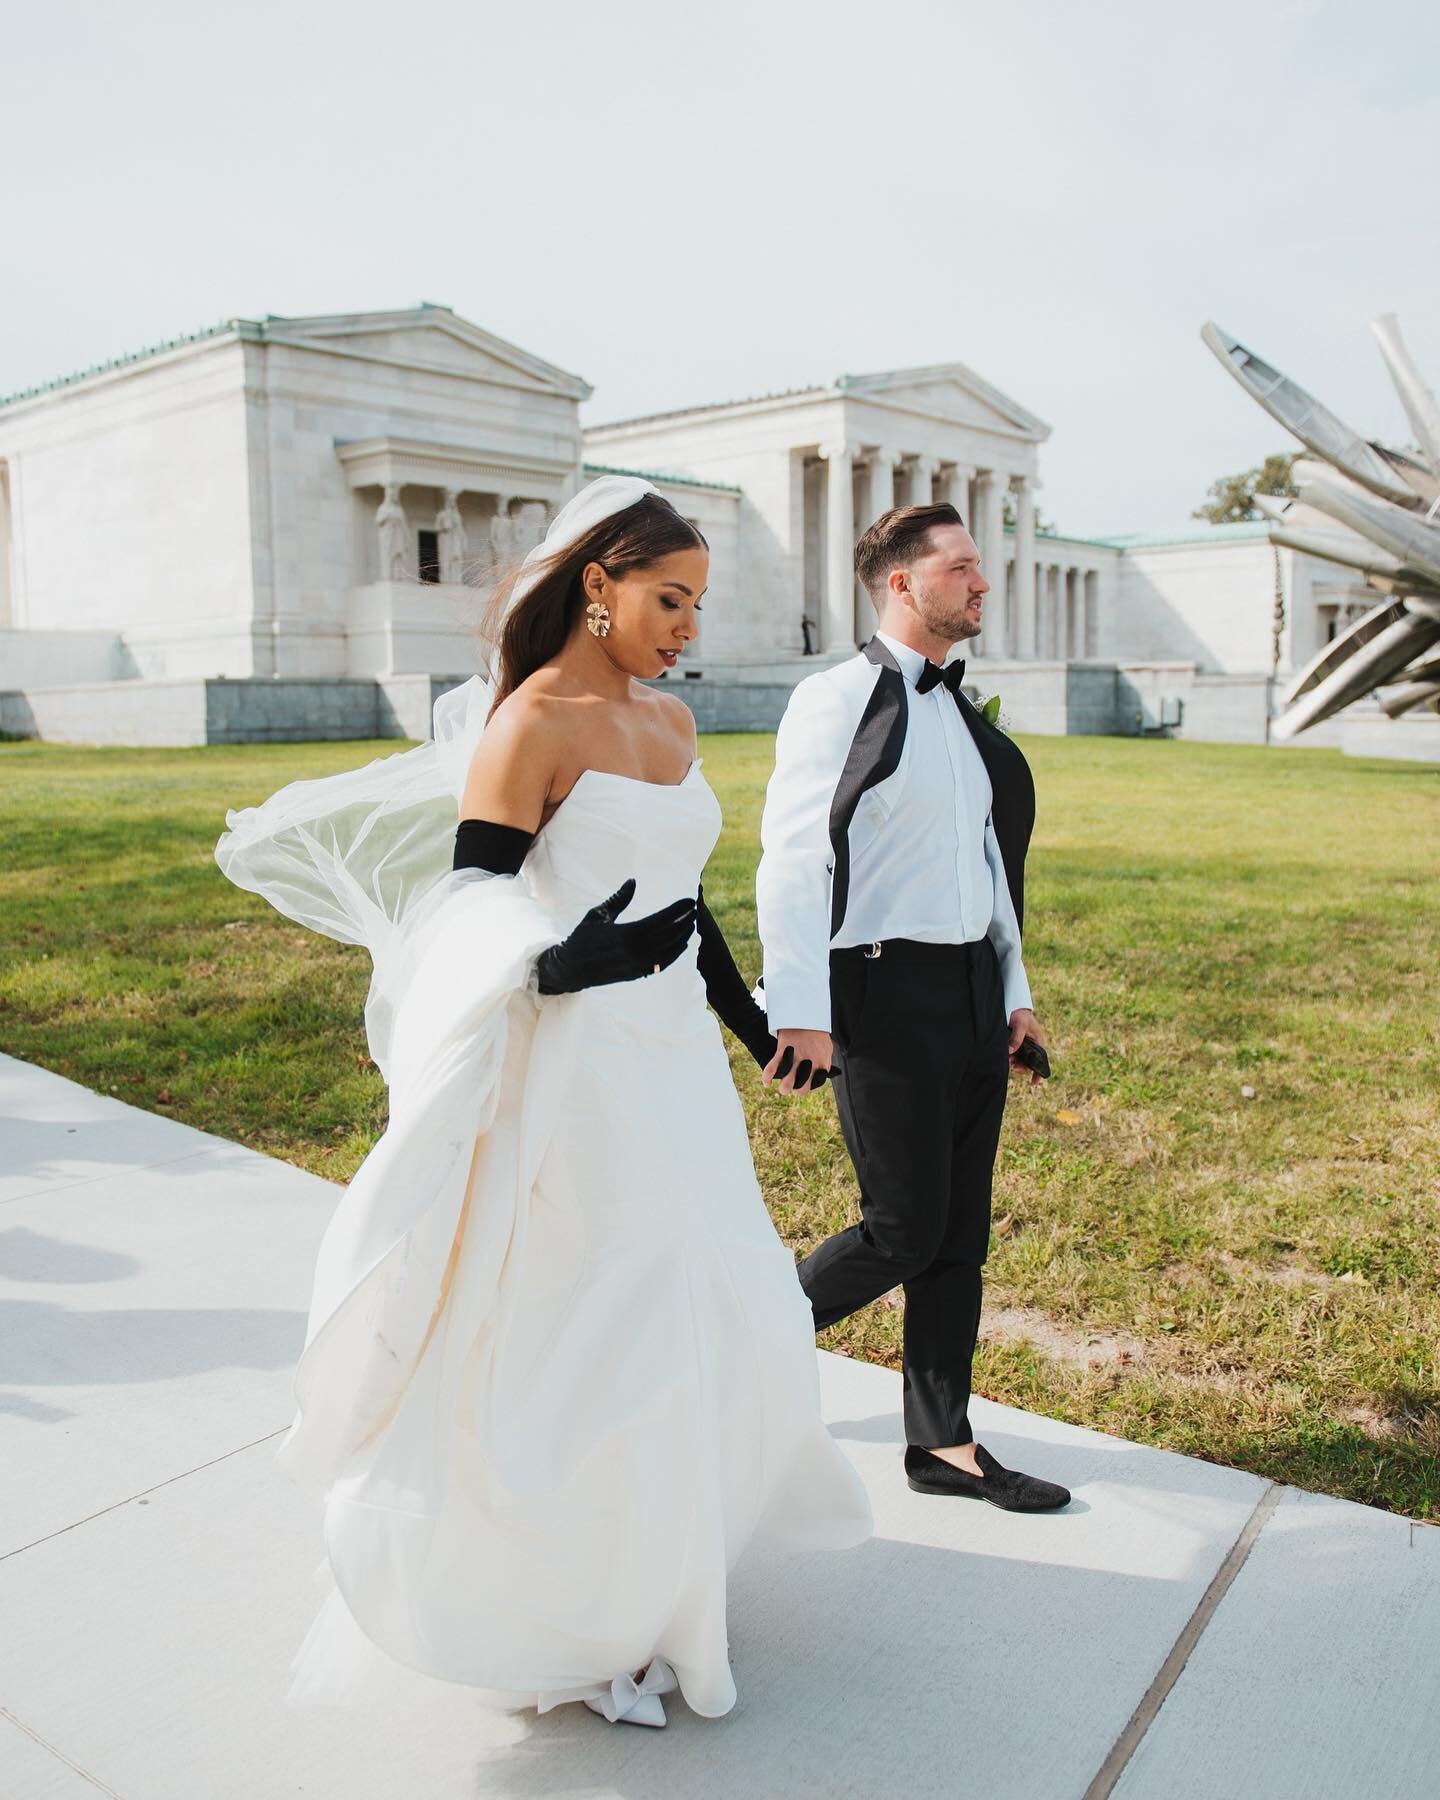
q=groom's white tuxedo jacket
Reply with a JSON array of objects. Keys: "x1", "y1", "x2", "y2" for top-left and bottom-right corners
[{"x1": 756, "y1": 634, "x2": 1037, "y2": 1035}]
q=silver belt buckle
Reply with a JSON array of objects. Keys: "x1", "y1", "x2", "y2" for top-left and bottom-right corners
[{"x1": 863, "y1": 940, "x2": 883, "y2": 960}]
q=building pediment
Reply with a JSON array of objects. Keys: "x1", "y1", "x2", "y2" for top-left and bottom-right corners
[
  {"x1": 253, "y1": 306, "x2": 592, "y2": 401},
  {"x1": 837, "y1": 364, "x2": 1050, "y2": 442}
]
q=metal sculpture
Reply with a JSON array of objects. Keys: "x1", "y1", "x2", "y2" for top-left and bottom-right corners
[{"x1": 1202, "y1": 317, "x2": 1440, "y2": 738}]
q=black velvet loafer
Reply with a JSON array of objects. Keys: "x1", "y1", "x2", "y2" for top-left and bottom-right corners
[{"x1": 904, "y1": 1442, "x2": 1071, "y2": 1512}]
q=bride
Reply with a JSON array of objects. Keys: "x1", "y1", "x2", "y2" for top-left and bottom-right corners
[{"x1": 216, "y1": 475, "x2": 871, "y2": 1730}]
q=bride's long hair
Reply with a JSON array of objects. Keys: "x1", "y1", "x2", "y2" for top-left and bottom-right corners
[{"x1": 485, "y1": 494, "x2": 706, "y2": 713}]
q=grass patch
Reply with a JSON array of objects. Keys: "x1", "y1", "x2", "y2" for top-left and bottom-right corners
[{"x1": 3, "y1": 731, "x2": 1438, "y2": 1516}]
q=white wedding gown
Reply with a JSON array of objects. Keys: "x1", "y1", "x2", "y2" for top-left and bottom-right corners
[{"x1": 217, "y1": 701, "x2": 871, "y2": 1720}]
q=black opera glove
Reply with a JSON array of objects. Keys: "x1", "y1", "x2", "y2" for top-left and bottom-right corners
[
  {"x1": 695, "y1": 886, "x2": 774, "y2": 1069},
  {"x1": 535, "y1": 878, "x2": 697, "y2": 996},
  {"x1": 454, "y1": 818, "x2": 535, "y2": 875},
  {"x1": 694, "y1": 887, "x2": 830, "y2": 1090},
  {"x1": 769, "y1": 1042, "x2": 832, "y2": 1092}
]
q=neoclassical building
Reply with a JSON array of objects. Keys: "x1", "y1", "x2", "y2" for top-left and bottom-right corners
[
  {"x1": 0, "y1": 304, "x2": 1391, "y2": 749},
  {"x1": 590, "y1": 363, "x2": 1060, "y2": 665}
]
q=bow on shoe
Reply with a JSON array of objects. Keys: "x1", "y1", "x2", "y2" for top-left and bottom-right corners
[{"x1": 584, "y1": 1657, "x2": 679, "y2": 1727}]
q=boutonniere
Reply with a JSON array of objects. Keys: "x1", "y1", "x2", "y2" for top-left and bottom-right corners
[{"x1": 979, "y1": 692, "x2": 1007, "y2": 731}]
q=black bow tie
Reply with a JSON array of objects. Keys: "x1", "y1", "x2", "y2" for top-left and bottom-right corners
[{"x1": 915, "y1": 658, "x2": 967, "y2": 696}]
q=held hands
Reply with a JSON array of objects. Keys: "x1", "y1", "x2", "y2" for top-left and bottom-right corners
[
  {"x1": 762, "y1": 1028, "x2": 836, "y2": 1096},
  {"x1": 1007, "y1": 1008, "x2": 1050, "y2": 1086},
  {"x1": 536, "y1": 878, "x2": 697, "y2": 996}
]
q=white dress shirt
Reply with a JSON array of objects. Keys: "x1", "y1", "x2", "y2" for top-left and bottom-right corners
[
  {"x1": 752, "y1": 630, "x2": 1036, "y2": 1036},
  {"x1": 830, "y1": 630, "x2": 1032, "y2": 1018}
]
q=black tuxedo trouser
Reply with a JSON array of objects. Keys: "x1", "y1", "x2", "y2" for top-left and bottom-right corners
[{"x1": 798, "y1": 937, "x2": 1010, "y2": 1449}]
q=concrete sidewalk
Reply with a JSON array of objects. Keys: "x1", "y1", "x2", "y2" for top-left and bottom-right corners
[{"x1": 1, "y1": 1051, "x2": 1436, "y2": 1799}]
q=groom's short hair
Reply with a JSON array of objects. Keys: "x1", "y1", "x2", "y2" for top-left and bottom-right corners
[{"x1": 855, "y1": 503, "x2": 966, "y2": 598}]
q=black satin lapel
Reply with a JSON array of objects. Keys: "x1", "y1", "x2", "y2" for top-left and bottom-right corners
[
  {"x1": 955, "y1": 690, "x2": 1037, "y2": 933},
  {"x1": 828, "y1": 657, "x2": 907, "y2": 938}
]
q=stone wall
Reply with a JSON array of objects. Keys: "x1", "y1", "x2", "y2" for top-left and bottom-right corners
[
  {"x1": 949, "y1": 660, "x2": 1119, "y2": 737},
  {"x1": 2, "y1": 678, "x2": 215, "y2": 745},
  {"x1": 8, "y1": 662, "x2": 1416, "y2": 751},
  {"x1": 0, "y1": 340, "x2": 260, "y2": 677},
  {"x1": 375, "y1": 673, "x2": 469, "y2": 741},
  {"x1": 1, "y1": 677, "x2": 382, "y2": 746},
  {"x1": 204, "y1": 676, "x2": 383, "y2": 744},
  {"x1": 964, "y1": 661, "x2": 1073, "y2": 736},
  {"x1": 1115, "y1": 665, "x2": 1271, "y2": 743},
  {"x1": 645, "y1": 678, "x2": 800, "y2": 733},
  {"x1": 1340, "y1": 713, "x2": 1440, "y2": 764},
  {"x1": 345, "y1": 582, "x2": 488, "y2": 679},
  {"x1": 0, "y1": 628, "x2": 129, "y2": 688}
]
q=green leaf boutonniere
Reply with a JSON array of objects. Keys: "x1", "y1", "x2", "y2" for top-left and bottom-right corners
[{"x1": 980, "y1": 692, "x2": 1004, "y2": 728}]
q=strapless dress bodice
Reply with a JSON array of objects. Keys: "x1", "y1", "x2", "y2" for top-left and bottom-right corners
[
  {"x1": 522, "y1": 760, "x2": 721, "y2": 1036},
  {"x1": 524, "y1": 759, "x2": 719, "y2": 919}
]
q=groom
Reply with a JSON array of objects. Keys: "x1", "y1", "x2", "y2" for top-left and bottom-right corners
[{"x1": 756, "y1": 502, "x2": 1070, "y2": 1512}]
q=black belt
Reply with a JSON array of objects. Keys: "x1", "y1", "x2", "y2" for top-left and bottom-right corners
[{"x1": 831, "y1": 936, "x2": 989, "y2": 965}]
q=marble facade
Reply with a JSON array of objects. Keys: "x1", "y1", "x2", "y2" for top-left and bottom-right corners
[{"x1": 0, "y1": 306, "x2": 1394, "y2": 748}]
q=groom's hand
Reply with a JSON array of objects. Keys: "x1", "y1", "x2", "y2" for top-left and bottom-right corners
[
  {"x1": 1008, "y1": 1008, "x2": 1046, "y2": 1086},
  {"x1": 763, "y1": 1029, "x2": 834, "y2": 1096}
]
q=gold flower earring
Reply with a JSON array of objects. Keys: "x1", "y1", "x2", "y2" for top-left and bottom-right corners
[{"x1": 586, "y1": 600, "x2": 611, "y2": 638}]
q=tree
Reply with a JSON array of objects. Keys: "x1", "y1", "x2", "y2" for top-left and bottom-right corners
[{"x1": 1193, "y1": 452, "x2": 1298, "y2": 524}]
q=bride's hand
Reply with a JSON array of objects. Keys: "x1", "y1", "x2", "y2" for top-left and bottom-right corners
[
  {"x1": 535, "y1": 879, "x2": 697, "y2": 995},
  {"x1": 763, "y1": 1029, "x2": 835, "y2": 1096}
]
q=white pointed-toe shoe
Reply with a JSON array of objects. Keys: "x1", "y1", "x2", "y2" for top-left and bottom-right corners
[{"x1": 583, "y1": 1657, "x2": 678, "y2": 1728}]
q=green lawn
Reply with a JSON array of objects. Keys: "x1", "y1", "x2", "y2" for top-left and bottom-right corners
[{"x1": 3, "y1": 731, "x2": 1438, "y2": 1516}]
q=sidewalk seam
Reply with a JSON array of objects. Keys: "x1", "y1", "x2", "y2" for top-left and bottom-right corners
[
  {"x1": 0, "y1": 1142, "x2": 238, "y2": 1208},
  {"x1": 0, "y1": 1425, "x2": 287, "y2": 1565},
  {"x1": 1080, "y1": 1479, "x2": 1285, "y2": 1800},
  {"x1": 1, "y1": 1707, "x2": 127, "y2": 1798}
]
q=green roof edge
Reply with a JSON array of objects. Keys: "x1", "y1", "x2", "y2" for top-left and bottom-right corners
[
  {"x1": 582, "y1": 460, "x2": 742, "y2": 495},
  {"x1": 0, "y1": 320, "x2": 240, "y2": 410},
  {"x1": 1002, "y1": 520, "x2": 1275, "y2": 550}
]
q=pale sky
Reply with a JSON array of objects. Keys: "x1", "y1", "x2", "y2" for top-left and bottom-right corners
[{"x1": 4, "y1": 0, "x2": 1437, "y2": 536}]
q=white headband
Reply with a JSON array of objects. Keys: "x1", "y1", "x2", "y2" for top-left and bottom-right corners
[{"x1": 507, "y1": 473, "x2": 660, "y2": 612}]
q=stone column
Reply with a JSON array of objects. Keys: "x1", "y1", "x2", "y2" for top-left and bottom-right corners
[
  {"x1": 1011, "y1": 477, "x2": 1037, "y2": 657},
  {"x1": 1048, "y1": 565, "x2": 1063, "y2": 657},
  {"x1": 867, "y1": 447, "x2": 898, "y2": 525},
  {"x1": 972, "y1": 471, "x2": 1006, "y2": 657},
  {"x1": 1072, "y1": 569, "x2": 1088, "y2": 660},
  {"x1": 856, "y1": 449, "x2": 899, "y2": 642},
  {"x1": 909, "y1": 455, "x2": 936, "y2": 506},
  {"x1": 944, "y1": 464, "x2": 975, "y2": 524},
  {"x1": 972, "y1": 471, "x2": 1003, "y2": 573},
  {"x1": 818, "y1": 440, "x2": 858, "y2": 655}
]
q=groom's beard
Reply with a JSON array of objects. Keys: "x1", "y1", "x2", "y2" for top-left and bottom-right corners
[{"x1": 912, "y1": 580, "x2": 983, "y2": 646}]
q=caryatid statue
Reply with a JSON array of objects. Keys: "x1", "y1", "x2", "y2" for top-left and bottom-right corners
[
  {"x1": 1202, "y1": 316, "x2": 1440, "y2": 737},
  {"x1": 490, "y1": 497, "x2": 515, "y2": 562},
  {"x1": 516, "y1": 501, "x2": 549, "y2": 556},
  {"x1": 435, "y1": 488, "x2": 467, "y2": 584},
  {"x1": 375, "y1": 484, "x2": 409, "y2": 582}
]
